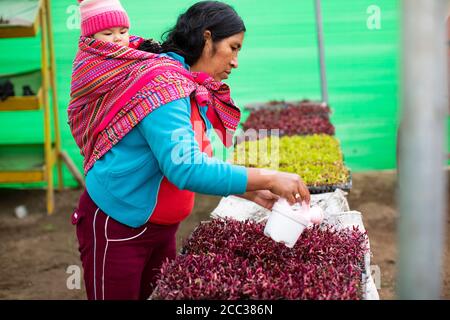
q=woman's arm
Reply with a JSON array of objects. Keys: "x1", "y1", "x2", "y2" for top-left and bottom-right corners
[{"x1": 139, "y1": 97, "x2": 247, "y2": 196}]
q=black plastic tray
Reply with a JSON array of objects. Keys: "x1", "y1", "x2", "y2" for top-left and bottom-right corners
[
  {"x1": 244, "y1": 102, "x2": 331, "y2": 119},
  {"x1": 307, "y1": 171, "x2": 352, "y2": 194}
]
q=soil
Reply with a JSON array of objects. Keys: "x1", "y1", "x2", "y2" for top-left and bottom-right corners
[{"x1": 0, "y1": 171, "x2": 449, "y2": 300}]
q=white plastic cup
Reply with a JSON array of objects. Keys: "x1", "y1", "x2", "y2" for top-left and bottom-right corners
[{"x1": 264, "y1": 199, "x2": 310, "y2": 248}]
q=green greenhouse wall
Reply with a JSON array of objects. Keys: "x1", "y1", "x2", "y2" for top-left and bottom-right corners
[{"x1": 0, "y1": 0, "x2": 432, "y2": 188}]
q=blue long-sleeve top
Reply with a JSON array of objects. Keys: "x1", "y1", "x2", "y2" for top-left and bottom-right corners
[{"x1": 85, "y1": 52, "x2": 248, "y2": 227}]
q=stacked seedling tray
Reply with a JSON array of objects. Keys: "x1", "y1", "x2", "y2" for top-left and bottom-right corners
[
  {"x1": 233, "y1": 135, "x2": 351, "y2": 194},
  {"x1": 205, "y1": 190, "x2": 380, "y2": 300},
  {"x1": 244, "y1": 99, "x2": 328, "y2": 112},
  {"x1": 151, "y1": 218, "x2": 368, "y2": 300},
  {"x1": 242, "y1": 100, "x2": 334, "y2": 137},
  {"x1": 235, "y1": 99, "x2": 351, "y2": 194}
]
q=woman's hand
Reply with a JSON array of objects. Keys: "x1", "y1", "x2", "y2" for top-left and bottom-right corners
[
  {"x1": 247, "y1": 168, "x2": 310, "y2": 206},
  {"x1": 268, "y1": 170, "x2": 310, "y2": 205},
  {"x1": 242, "y1": 190, "x2": 279, "y2": 210}
]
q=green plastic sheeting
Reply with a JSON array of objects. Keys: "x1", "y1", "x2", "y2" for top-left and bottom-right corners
[{"x1": 0, "y1": 0, "x2": 440, "y2": 188}]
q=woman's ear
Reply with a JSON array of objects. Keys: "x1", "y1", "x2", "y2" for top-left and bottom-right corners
[
  {"x1": 203, "y1": 30, "x2": 213, "y2": 54},
  {"x1": 203, "y1": 30, "x2": 212, "y2": 42}
]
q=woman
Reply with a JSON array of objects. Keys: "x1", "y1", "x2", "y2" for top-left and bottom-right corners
[{"x1": 68, "y1": 1, "x2": 310, "y2": 300}]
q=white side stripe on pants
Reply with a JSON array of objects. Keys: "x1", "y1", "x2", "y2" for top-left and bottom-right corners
[
  {"x1": 92, "y1": 208, "x2": 100, "y2": 300},
  {"x1": 101, "y1": 216, "x2": 148, "y2": 300}
]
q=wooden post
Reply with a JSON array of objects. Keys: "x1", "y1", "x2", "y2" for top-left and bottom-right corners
[
  {"x1": 40, "y1": 0, "x2": 54, "y2": 214},
  {"x1": 45, "y1": 0, "x2": 63, "y2": 191}
]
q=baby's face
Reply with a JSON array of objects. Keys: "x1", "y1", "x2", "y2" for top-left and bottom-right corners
[{"x1": 93, "y1": 27, "x2": 130, "y2": 47}]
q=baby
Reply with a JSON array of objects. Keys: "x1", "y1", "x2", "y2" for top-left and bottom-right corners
[{"x1": 78, "y1": 0, "x2": 130, "y2": 47}]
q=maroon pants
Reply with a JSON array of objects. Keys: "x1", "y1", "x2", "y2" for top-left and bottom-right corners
[{"x1": 71, "y1": 190, "x2": 179, "y2": 300}]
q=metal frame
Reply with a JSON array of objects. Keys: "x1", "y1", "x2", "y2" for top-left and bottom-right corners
[
  {"x1": 398, "y1": 0, "x2": 448, "y2": 299},
  {"x1": 314, "y1": 0, "x2": 328, "y2": 105}
]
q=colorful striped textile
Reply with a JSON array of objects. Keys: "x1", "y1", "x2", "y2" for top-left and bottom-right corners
[{"x1": 68, "y1": 36, "x2": 241, "y2": 174}]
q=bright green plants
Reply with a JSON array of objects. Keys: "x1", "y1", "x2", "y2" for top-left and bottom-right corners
[{"x1": 233, "y1": 134, "x2": 350, "y2": 187}]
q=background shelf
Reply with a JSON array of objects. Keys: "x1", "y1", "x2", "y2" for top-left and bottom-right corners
[
  {"x1": 0, "y1": 0, "x2": 83, "y2": 214},
  {"x1": 0, "y1": 0, "x2": 41, "y2": 38},
  {"x1": 0, "y1": 69, "x2": 43, "y2": 111},
  {"x1": 0, "y1": 143, "x2": 52, "y2": 183}
]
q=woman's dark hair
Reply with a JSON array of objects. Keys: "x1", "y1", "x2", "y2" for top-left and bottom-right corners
[{"x1": 139, "y1": 1, "x2": 246, "y2": 66}]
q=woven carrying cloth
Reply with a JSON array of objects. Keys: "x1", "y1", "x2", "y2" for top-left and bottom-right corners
[{"x1": 68, "y1": 36, "x2": 241, "y2": 174}]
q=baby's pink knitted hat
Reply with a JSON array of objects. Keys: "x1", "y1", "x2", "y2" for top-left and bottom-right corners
[{"x1": 78, "y1": 0, "x2": 130, "y2": 36}]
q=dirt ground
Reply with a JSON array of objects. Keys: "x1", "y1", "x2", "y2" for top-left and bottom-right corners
[{"x1": 0, "y1": 171, "x2": 449, "y2": 300}]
